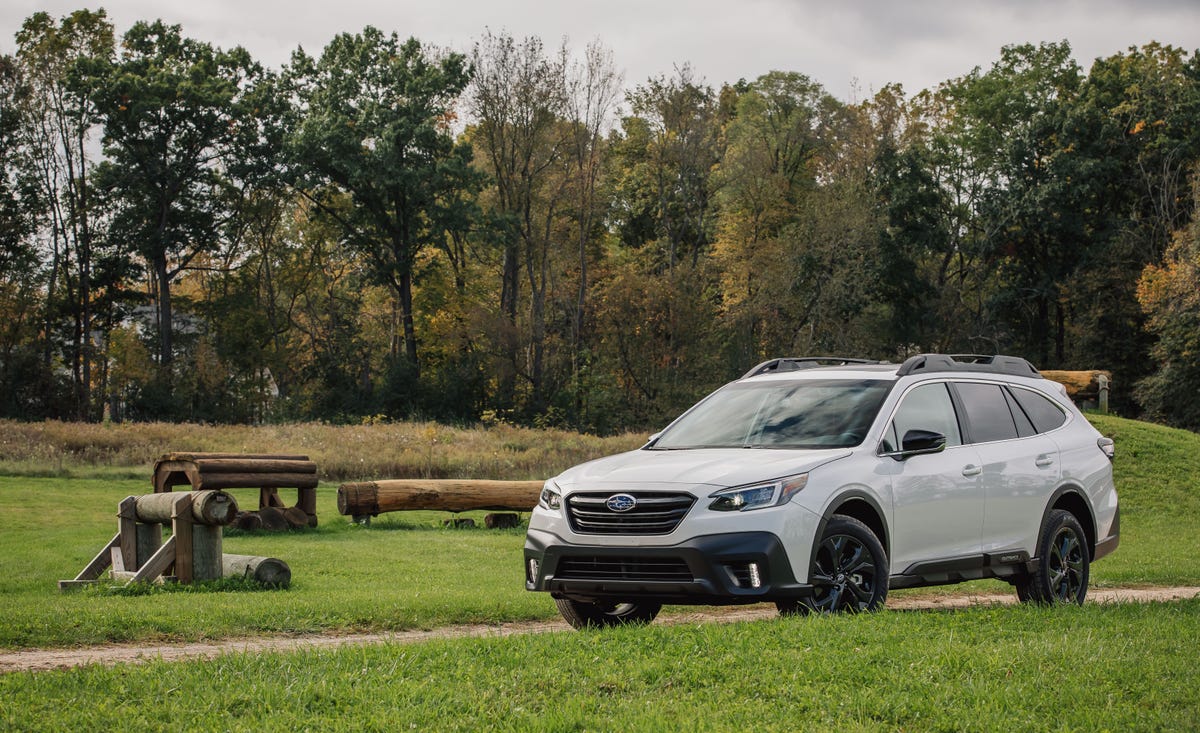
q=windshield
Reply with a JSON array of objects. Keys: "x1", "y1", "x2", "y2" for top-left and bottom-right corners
[{"x1": 650, "y1": 378, "x2": 892, "y2": 450}]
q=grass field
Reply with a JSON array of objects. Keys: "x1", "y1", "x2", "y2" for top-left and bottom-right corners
[
  {"x1": 1, "y1": 600, "x2": 1197, "y2": 731},
  {"x1": 0, "y1": 413, "x2": 1197, "y2": 730},
  {"x1": 0, "y1": 414, "x2": 1197, "y2": 649}
]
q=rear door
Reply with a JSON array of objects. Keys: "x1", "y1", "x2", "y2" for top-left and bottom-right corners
[
  {"x1": 884, "y1": 382, "x2": 984, "y2": 573},
  {"x1": 952, "y1": 381, "x2": 1061, "y2": 556}
]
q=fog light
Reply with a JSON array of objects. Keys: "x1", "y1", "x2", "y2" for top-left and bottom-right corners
[
  {"x1": 527, "y1": 558, "x2": 540, "y2": 584},
  {"x1": 748, "y1": 563, "x2": 762, "y2": 588}
]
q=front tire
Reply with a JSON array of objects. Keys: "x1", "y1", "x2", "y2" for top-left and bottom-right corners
[
  {"x1": 554, "y1": 598, "x2": 662, "y2": 629},
  {"x1": 1017, "y1": 509, "x2": 1090, "y2": 605},
  {"x1": 777, "y1": 514, "x2": 888, "y2": 615}
]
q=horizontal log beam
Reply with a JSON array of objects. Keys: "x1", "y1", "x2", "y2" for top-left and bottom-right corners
[
  {"x1": 134, "y1": 490, "x2": 238, "y2": 526},
  {"x1": 191, "y1": 458, "x2": 317, "y2": 475},
  {"x1": 338, "y1": 479, "x2": 543, "y2": 516},
  {"x1": 158, "y1": 452, "x2": 309, "y2": 462},
  {"x1": 1040, "y1": 370, "x2": 1113, "y2": 398},
  {"x1": 193, "y1": 473, "x2": 319, "y2": 491}
]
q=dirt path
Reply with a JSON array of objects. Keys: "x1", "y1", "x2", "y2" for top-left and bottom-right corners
[{"x1": 3, "y1": 586, "x2": 1196, "y2": 674}]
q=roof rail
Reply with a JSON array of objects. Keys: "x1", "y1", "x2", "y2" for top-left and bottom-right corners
[
  {"x1": 741, "y1": 357, "x2": 885, "y2": 380},
  {"x1": 896, "y1": 353, "x2": 1042, "y2": 378}
]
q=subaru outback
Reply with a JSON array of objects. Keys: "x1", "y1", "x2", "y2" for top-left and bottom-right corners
[{"x1": 524, "y1": 354, "x2": 1119, "y2": 628}]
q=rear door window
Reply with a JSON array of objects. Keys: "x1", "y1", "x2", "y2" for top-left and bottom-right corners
[
  {"x1": 1003, "y1": 388, "x2": 1036, "y2": 438},
  {"x1": 954, "y1": 382, "x2": 1019, "y2": 443}
]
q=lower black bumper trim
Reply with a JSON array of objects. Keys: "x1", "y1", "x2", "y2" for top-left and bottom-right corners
[{"x1": 525, "y1": 529, "x2": 812, "y2": 605}]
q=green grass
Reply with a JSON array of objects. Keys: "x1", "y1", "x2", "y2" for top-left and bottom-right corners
[
  {"x1": 2, "y1": 600, "x2": 1197, "y2": 731},
  {"x1": 0, "y1": 478, "x2": 547, "y2": 648},
  {"x1": 0, "y1": 414, "x2": 1197, "y2": 651},
  {"x1": 1085, "y1": 414, "x2": 1200, "y2": 584}
]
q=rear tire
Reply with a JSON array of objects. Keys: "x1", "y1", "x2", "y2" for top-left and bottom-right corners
[
  {"x1": 554, "y1": 598, "x2": 662, "y2": 629},
  {"x1": 1016, "y1": 509, "x2": 1090, "y2": 605},
  {"x1": 777, "y1": 514, "x2": 888, "y2": 616}
]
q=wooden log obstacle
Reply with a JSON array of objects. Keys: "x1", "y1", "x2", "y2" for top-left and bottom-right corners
[
  {"x1": 59, "y1": 490, "x2": 291, "y2": 589},
  {"x1": 153, "y1": 452, "x2": 319, "y2": 530},
  {"x1": 1040, "y1": 370, "x2": 1113, "y2": 412},
  {"x1": 337, "y1": 479, "x2": 542, "y2": 526}
]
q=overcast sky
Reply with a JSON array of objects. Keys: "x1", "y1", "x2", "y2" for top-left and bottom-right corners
[{"x1": 3, "y1": 0, "x2": 1199, "y2": 101}]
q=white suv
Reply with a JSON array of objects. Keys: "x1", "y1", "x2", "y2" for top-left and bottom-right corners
[{"x1": 524, "y1": 354, "x2": 1119, "y2": 628}]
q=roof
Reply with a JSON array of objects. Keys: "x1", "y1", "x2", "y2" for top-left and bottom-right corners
[{"x1": 741, "y1": 354, "x2": 1042, "y2": 382}]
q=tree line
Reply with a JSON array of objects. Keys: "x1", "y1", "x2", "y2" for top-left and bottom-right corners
[{"x1": 2, "y1": 9, "x2": 1199, "y2": 432}]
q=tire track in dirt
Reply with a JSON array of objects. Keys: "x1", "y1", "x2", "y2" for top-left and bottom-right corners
[{"x1": 3, "y1": 586, "x2": 1196, "y2": 674}]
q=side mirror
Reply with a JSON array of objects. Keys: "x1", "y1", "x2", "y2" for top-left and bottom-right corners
[{"x1": 899, "y1": 429, "x2": 946, "y2": 457}]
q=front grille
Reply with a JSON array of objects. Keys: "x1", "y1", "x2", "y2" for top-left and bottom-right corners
[
  {"x1": 557, "y1": 556, "x2": 694, "y2": 582},
  {"x1": 565, "y1": 492, "x2": 696, "y2": 535}
]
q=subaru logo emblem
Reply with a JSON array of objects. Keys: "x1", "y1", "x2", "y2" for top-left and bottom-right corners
[{"x1": 606, "y1": 493, "x2": 637, "y2": 512}]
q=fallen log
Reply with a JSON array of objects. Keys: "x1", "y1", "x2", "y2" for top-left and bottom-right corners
[
  {"x1": 337, "y1": 479, "x2": 543, "y2": 517},
  {"x1": 485, "y1": 513, "x2": 521, "y2": 529},
  {"x1": 223, "y1": 554, "x2": 291, "y2": 588},
  {"x1": 234, "y1": 511, "x2": 263, "y2": 531},
  {"x1": 257, "y1": 506, "x2": 289, "y2": 532},
  {"x1": 133, "y1": 490, "x2": 238, "y2": 526},
  {"x1": 282, "y1": 506, "x2": 311, "y2": 529}
]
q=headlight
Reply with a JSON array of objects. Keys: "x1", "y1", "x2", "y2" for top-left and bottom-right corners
[
  {"x1": 708, "y1": 474, "x2": 809, "y2": 512},
  {"x1": 539, "y1": 480, "x2": 562, "y2": 510}
]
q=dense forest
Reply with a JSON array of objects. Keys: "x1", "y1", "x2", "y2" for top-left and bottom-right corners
[{"x1": 2, "y1": 9, "x2": 1199, "y2": 432}]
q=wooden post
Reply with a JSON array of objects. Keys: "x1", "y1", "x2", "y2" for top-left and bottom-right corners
[
  {"x1": 260, "y1": 487, "x2": 285, "y2": 508},
  {"x1": 136, "y1": 523, "x2": 161, "y2": 567},
  {"x1": 297, "y1": 487, "x2": 318, "y2": 527},
  {"x1": 192, "y1": 525, "x2": 223, "y2": 581},
  {"x1": 172, "y1": 493, "x2": 194, "y2": 584},
  {"x1": 1098, "y1": 374, "x2": 1110, "y2": 413},
  {"x1": 129, "y1": 536, "x2": 177, "y2": 584},
  {"x1": 117, "y1": 496, "x2": 138, "y2": 571}
]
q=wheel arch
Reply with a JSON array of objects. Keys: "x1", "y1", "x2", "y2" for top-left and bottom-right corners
[
  {"x1": 813, "y1": 490, "x2": 890, "y2": 562},
  {"x1": 1040, "y1": 485, "x2": 1097, "y2": 558}
]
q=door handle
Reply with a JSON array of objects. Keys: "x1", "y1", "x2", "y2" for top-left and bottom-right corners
[
  {"x1": 1035, "y1": 456, "x2": 1054, "y2": 468},
  {"x1": 961, "y1": 464, "x2": 982, "y2": 477}
]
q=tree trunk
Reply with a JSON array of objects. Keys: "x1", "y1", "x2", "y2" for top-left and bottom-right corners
[
  {"x1": 497, "y1": 233, "x2": 521, "y2": 408},
  {"x1": 154, "y1": 254, "x2": 174, "y2": 366},
  {"x1": 399, "y1": 271, "x2": 419, "y2": 377}
]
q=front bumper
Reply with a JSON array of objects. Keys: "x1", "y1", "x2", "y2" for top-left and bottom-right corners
[{"x1": 524, "y1": 528, "x2": 812, "y2": 605}]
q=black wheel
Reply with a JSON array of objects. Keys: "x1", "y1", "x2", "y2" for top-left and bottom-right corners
[
  {"x1": 554, "y1": 598, "x2": 662, "y2": 629},
  {"x1": 1017, "y1": 509, "x2": 1090, "y2": 605},
  {"x1": 777, "y1": 514, "x2": 888, "y2": 616}
]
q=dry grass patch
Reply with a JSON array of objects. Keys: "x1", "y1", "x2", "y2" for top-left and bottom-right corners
[{"x1": 0, "y1": 419, "x2": 645, "y2": 482}]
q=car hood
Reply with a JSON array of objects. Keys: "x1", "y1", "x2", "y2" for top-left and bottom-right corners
[{"x1": 554, "y1": 447, "x2": 851, "y2": 490}]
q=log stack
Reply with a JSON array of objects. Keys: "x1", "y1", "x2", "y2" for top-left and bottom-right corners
[{"x1": 152, "y1": 452, "x2": 319, "y2": 529}]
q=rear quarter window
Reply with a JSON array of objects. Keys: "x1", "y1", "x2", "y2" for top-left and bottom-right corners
[{"x1": 1010, "y1": 386, "x2": 1068, "y2": 434}]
